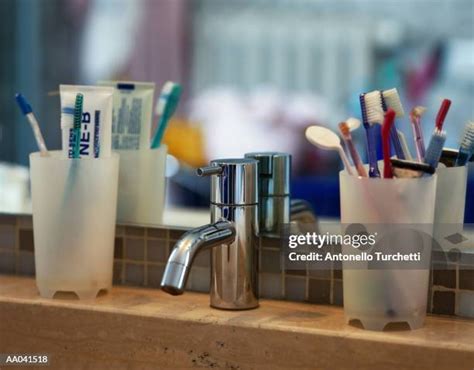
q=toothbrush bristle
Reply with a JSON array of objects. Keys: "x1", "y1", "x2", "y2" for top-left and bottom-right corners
[
  {"x1": 359, "y1": 94, "x2": 368, "y2": 127},
  {"x1": 363, "y1": 91, "x2": 384, "y2": 125},
  {"x1": 73, "y1": 94, "x2": 84, "y2": 126},
  {"x1": 156, "y1": 82, "x2": 175, "y2": 115},
  {"x1": 382, "y1": 88, "x2": 405, "y2": 117},
  {"x1": 424, "y1": 130, "x2": 447, "y2": 168},
  {"x1": 460, "y1": 121, "x2": 474, "y2": 151},
  {"x1": 162, "y1": 81, "x2": 175, "y2": 94},
  {"x1": 410, "y1": 106, "x2": 427, "y2": 119}
]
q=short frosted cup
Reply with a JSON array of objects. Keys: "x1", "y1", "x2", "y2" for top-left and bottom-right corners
[
  {"x1": 30, "y1": 151, "x2": 119, "y2": 299},
  {"x1": 339, "y1": 170, "x2": 437, "y2": 330},
  {"x1": 116, "y1": 146, "x2": 167, "y2": 225}
]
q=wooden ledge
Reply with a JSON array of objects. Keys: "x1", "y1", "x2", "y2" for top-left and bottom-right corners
[{"x1": 0, "y1": 275, "x2": 473, "y2": 369}]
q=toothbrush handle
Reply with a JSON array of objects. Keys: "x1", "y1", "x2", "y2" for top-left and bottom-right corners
[
  {"x1": 346, "y1": 140, "x2": 367, "y2": 177},
  {"x1": 411, "y1": 119, "x2": 425, "y2": 161},
  {"x1": 27, "y1": 113, "x2": 49, "y2": 156},
  {"x1": 383, "y1": 130, "x2": 393, "y2": 179},
  {"x1": 365, "y1": 126, "x2": 380, "y2": 178},
  {"x1": 338, "y1": 147, "x2": 354, "y2": 175},
  {"x1": 150, "y1": 116, "x2": 167, "y2": 149},
  {"x1": 455, "y1": 149, "x2": 470, "y2": 167},
  {"x1": 397, "y1": 130, "x2": 413, "y2": 160},
  {"x1": 390, "y1": 125, "x2": 405, "y2": 159}
]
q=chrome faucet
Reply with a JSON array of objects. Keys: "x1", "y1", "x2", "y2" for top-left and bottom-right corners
[
  {"x1": 244, "y1": 152, "x2": 317, "y2": 236},
  {"x1": 161, "y1": 158, "x2": 259, "y2": 310}
]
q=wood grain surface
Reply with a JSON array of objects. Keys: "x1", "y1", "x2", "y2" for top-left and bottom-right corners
[{"x1": 0, "y1": 275, "x2": 473, "y2": 370}]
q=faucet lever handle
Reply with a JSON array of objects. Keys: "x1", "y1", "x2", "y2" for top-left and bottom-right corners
[{"x1": 197, "y1": 165, "x2": 223, "y2": 177}]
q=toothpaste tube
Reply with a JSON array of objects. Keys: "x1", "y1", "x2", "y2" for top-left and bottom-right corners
[
  {"x1": 97, "y1": 81, "x2": 155, "y2": 150},
  {"x1": 60, "y1": 85, "x2": 114, "y2": 158}
]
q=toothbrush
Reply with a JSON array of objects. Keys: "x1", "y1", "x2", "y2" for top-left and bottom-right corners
[
  {"x1": 338, "y1": 121, "x2": 367, "y2": 177},
  {"x1": 409, "y1": 106, "x2": 427, "y2": 161},
  {"x1": 424, "y1": 129, "x2": 446, "y2": 169},
  {"x1": 381, "y1": 88, "x2": 406, "y2": 159},
  {"x1": 382, "y1": 109, "x2": 396, "y2": 179},
  {"x1": 383, "y1": 88, "x2": 412, "y2": 159},
  {"x1": 435, "y1": 99, "x2": 451, "y2": 131},
  {"x1": 305, "y1": 125, "x2": 354, "y2": 175},
  {"x1": 360, "y1": 92, "x2": 382, "y2": 177},
  {"x1": 423, "y1": 99, "x2": 451, "y2": 169},
  {"x1": 15, "y1": 93, "x2": 49, "y2": 156},
  {"x1": 455, "y1": 121, "x2": 474, "y2": 166},
  {"x1": 150, "y1": 82, "x2": 182, "y2": 149},
  {"x1": 71, "y1": 93, "x2": 83, "y2": 159},
  {"x1": 397, "y1": 130, "x2": 413, "y2": 160}
]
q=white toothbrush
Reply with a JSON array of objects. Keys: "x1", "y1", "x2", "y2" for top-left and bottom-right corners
[
  {"x1": 382, "y1": 90, "x2": 413, "y2": 160},
  {"x1": 305, "y1": 125, "x2": 354, "y2": 175},
  {"x1": 382, "y1": 88, "x2": 408, "y2": 159},
  {"x1": 382, "y1": 88, "x2": 405, "y2": 117}
]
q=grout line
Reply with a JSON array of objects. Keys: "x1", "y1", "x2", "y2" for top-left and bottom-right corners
[
  {"x1": 305, "y1": 270, "x2": 309, "y2": 302},
  {"x1": 121, "y1": 237, "x2": 126, "y2": 285},
  {"x1": 329, "y1": 260, "x2": 334, "y2": 305},
  {"x1": 431, "y1": 286, "x2": 457, "y2": 292},
  {"x1": 455, "y1": 263, "x2": 460, "y2": 314},
  {"x1": 144, "y1": 236, "x2": 148, "y2": 286},
  {"x1": 458, "y1": 288, "x2": 474, "y2": 293},
  {"x1": 122, "y1": 235, "x2": 147, "y2": 241},
  {"x1": 280, "y1": 249, "x2": 285, "y2": 299},
  {"x1": 15, "y1": 216, "x2": 20, "y2": 275},
  {"x1": 429, "y1": 267, "x2": 434, "y2": 313}
]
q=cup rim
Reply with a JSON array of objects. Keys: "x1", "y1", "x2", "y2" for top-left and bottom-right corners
[
  {"x1": 339, "y1": 170, "x2": 437, "y2": 183},
  {"x1": 29, "y1": 150, "x2": 119, "y2": 161}
]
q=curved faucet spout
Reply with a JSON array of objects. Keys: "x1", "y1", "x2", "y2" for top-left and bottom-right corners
[{"x1": 161, "y1": 220, "x2": 236, "y2": 296}]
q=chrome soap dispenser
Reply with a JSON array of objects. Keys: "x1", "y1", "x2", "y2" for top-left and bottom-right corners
[
  {"x1": 244, "y1": 152, "x2": 290, "y2": 236},
  {"x1": 161, "y1": 158, "x2": 259, "y2": 310},
  {"x1": 245, "y1": 152, "x2": 317, "y2": 236}
]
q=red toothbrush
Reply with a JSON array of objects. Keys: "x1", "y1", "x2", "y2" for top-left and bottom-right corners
[
  {"x1": 435, "y1": 99, "x2": 451, "y2": 131},
  {"x1": 382, "y1": 108, "x2": 396, "y2": 179}
]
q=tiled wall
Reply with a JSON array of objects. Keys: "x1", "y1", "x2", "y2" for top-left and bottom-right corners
[{"x1": 0, "y1": 214, "x2": 473, "y2": 317}]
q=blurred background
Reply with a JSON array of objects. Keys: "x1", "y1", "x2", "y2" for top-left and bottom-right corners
[{"x1": 0, "y1": 0, "x2": 473, "y2": 221}]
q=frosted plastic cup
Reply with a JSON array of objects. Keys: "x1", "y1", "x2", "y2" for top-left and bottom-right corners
[
  {"x1": 434, "y1": 164, "x2": 468, "y2": 227},
  {"x1": 116, "y1": 146, "x2": 167, "y2": 225},
  {"x1": 30, "y1": 151, "x2": 119, "y2": 300},
  {"x1": 339, "y1": 169, "x2": 437, "y2": 331}
]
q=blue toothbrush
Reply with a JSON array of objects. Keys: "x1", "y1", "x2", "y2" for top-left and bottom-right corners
[
  {"x1": 424, "y1": 130, "x2": 446, "y2": 169},
  {"x1": 360, "y1": 92, "x2": 382, "y2": 178},
  {"x1": 15, "y1": 93, "x2": 49, "y2": 156},
  {"x1": 455, "y1": 121, "x2": 474, "y2": 166}
]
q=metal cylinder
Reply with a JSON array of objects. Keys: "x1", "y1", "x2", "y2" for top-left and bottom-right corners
[
  {"x1": 210, "y1": 204, "x2": 258, "y2": 309},
  {"x1": 198, "y1": 158, "x2": 258, "y2": 206},
  {"x1": 197, "y1": 158, "x2": 259, "y2": 309},
  {"x1": 245, "y1": 152, "x2": 290, "y2": 196},
  {"x1": 245, "y1": 152, "x2": 291, "y2": 236}
]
